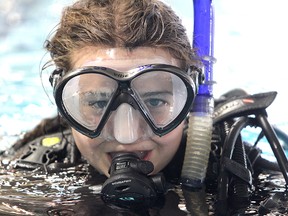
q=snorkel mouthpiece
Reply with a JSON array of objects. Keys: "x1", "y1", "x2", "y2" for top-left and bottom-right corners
[{"x1": 101, "y1": 152, "x2": 166, "y2": 210}]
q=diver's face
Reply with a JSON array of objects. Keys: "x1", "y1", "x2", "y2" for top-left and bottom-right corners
[{"x1": 70, "y1": 47, "x2": 184, "y2": 176}]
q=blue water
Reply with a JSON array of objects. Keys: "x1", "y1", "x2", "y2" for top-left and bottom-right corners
[
  {"x1": 1, "y1": 0, "x2": 288, "y2": 154},
  {"x1": 0, "y1": 0, "x2": 70, "y2": 149}
]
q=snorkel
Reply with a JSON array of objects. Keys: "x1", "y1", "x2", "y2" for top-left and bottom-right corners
[
  {"x1": 180, "y1": 1, "x2": 215, "y2": 214},
  {"x1": 181, "y1": 0, "x2": 215, "y2": 189}
]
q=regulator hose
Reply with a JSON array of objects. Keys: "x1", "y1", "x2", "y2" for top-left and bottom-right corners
[{"x1": 216, "y1": 117, "x2": 252, "y2": 215}]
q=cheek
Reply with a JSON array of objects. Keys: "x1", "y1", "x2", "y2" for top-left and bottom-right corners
[
  {"x1": 71, "y1": 129, "x2": 103, "y2": 160},
  {"x1": 71, "y1": 129, "x2": 110, "y2": 175},
  {"x1": 154, "y1": 122, "x2": 184, "y2": 148},
  {"x1": 151, "y1": 122, "x2": 184, "y2": 173}
]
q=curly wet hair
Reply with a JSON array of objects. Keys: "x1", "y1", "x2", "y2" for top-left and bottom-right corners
[{"x1": 45, "y1": 0, "x2": 198, "y2": 72}]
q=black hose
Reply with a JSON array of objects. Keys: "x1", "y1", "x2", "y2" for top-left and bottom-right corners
[
  {"x1": 256, "y1": 112, "x2": 288, "y2": 185},
  {"x1": 216, "y1": 117, "x2": 253, "y2": 215},
  {"x1": 229, "y1": 136, "x2": 250, "y2": 212}
]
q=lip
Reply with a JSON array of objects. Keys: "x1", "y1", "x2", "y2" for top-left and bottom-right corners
[{"x1": 107, "y1": 150, "x2": 152, "y2": 162}]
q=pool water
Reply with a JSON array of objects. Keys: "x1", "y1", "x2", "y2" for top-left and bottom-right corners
[
  {"x1": 0, "y1": 162, "x2": 287, "y2": 215},
  {"x1": 0, "y1": 162, "x2": 191, "y2": 216}
]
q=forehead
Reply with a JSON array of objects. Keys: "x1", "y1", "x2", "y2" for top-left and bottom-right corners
[{"x1": 71, "y1": 47, "x2": 180, "y2": 71}]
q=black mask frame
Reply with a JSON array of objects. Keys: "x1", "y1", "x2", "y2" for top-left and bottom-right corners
[{"x1": 50, "y1": 64, "x2": 204, "y2": 138}]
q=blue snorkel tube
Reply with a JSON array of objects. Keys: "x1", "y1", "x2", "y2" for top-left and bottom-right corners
[{"x1": 181, "y1": 0, "x2": 215, "y2": 189}]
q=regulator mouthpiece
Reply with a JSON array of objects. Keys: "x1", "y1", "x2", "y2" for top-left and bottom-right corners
[{"x1": 101, "y1": 152, "x2": 166, "y2": 210}]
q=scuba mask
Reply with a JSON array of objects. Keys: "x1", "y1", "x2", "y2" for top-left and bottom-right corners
[{"x1": 50, "y1": 64, "x2": 204, "y2": 141}]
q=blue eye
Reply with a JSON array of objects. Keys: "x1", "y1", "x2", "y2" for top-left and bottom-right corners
[
  {"x1": 80, "y1": 91, "x2": 112, "y2": 114},
  {"x1": 145, "y1": 98, "x2": 166, "y2": 107},
  {"x1": 89, "y1": 100, "x2": 109, "y2": 109}
]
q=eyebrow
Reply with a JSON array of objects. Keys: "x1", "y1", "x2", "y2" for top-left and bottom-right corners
[
  {"x1": 138, "y1": 91, "x2": 173, "y2": 98},
  {"x1": 81, "y1": 91, "x2": 113, "y2": 98}
]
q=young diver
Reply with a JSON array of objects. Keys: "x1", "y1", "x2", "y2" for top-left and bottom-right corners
[{"x1": 1, "y1": 0, "x2": 287, "y2": 215}]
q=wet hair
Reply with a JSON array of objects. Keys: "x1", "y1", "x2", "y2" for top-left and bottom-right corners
[{"x1": 45, "y1": 0, "x2": 198, "y2": 72}]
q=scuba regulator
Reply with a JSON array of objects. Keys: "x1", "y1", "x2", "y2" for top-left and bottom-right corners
[{"x1": 101, "y1": 152, "x2": 166, "y2": 210}]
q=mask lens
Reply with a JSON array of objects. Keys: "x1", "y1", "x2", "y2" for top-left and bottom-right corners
[
  {"x1": 131, "y1": 71, "x2": 188, "y2": 127},
  {"x1": 62, "y1": 73, "x2": 118, "y2": 130},
  {"x1": 56, "y1": 65, "x2": 194, "y2": 138}
]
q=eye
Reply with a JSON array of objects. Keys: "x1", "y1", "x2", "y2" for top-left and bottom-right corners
[
  {"x1": 145, "y1": 98, "x2": 166, "y2": 107},
  {"x1": 80, "y1": 91, "x2": 112, "y2": 114},
  {"x1": 88, "y1": 100, "x2": 109, "y2": 109}
]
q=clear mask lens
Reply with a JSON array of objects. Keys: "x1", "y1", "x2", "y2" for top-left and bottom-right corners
[
  {"x1": 62, "y1": 74, "x2": 118, "y2": 130},
  {"x1": 132, "y1": 71, "x2": 187, "y2": 127},
  {"x1": 56, "y1": 64, "x2": 196, "y2": 138}
]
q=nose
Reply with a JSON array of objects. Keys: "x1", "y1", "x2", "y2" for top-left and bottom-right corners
[{"x1": 113, "y1": 103, "x2": 140, "y2": 144}]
